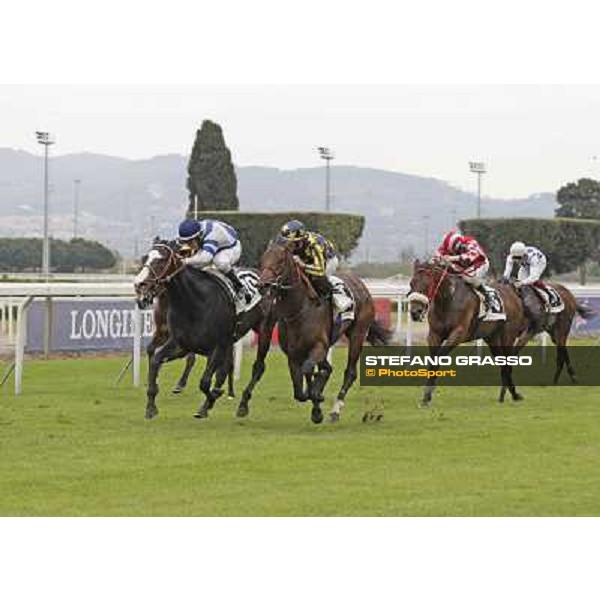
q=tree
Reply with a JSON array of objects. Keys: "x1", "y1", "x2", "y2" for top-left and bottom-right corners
[
  {"x1": 556, "y1": 178, "x2": 600, "y2": 219},
  {"x1": 0, "y1": 238, "x2": 117, "y2": 272},
  {"x1": 187, "y1": 120, "x2": 239, "y2": 213}
]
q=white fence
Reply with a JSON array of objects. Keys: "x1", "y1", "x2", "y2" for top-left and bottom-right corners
[{"x1": 2, "y1": 278, "x2": 600, "y2": 396}]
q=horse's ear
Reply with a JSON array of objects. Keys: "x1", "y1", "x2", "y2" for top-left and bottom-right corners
[{"x1": 413, "y1": 258, "x2": 421, "y2": 268}]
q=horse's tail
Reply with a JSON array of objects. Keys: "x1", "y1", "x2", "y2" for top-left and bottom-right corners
[
  {"x1": 367, "y1": 319, "x2": 392, "y2": 346},
  {"x1": 576, "y1": 302, "x2": 595, "y2": 320}
]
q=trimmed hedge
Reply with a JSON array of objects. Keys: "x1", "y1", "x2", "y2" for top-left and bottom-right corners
[
  {"x1": 460, "y1": 217, "x2": 600, "y2": 276},
  {"x1": 189, "y1": 211, "x2": 365, "y2": 267}
]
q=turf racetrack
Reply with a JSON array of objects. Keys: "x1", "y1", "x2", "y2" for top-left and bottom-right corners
[{"x1": 1, "y1": 350, "x2": 599, "y2": 516}]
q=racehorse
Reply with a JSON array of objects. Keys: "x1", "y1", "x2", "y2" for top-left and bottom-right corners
[
  {"x1": 511, "y1": 282, "x2": 594, "y2": 386},
  {"x1": 134, "y1": 239, "x2": 268, "y2": 420},
  {"x1": 148, "y1": 291, "x2": 235, "y2": 397},
  {"x1": 408, "y1": 259, "x2": 527, "y2": 405},
  {"x1": 243, "y1": 240, "x2": 390, "y2": 424}
]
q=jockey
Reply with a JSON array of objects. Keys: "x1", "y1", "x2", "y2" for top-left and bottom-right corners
[
  {"x1": 279, "y1": 220, "x2": 353, "y2": 317},
  {"x1": 502, "y1": 241, "x2": 547, "y2": 286},
  {"x1": 177, "y1": 218, "x2": 249, "y2": 301},
  {"x1": 436, "y1": 230, "x2": 497, "y2": 313}
]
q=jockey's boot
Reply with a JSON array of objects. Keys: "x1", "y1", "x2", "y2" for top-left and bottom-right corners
[
  {"x1": 225, "y1": 270, "x2": 251, "y2": 303},
  {"x1": 476, "y1": 284, "x2": 497, "y2": 313}
]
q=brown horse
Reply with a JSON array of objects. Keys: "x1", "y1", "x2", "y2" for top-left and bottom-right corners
[
  {"x1": 408, "y1": 259, "x2": 527, "y2": 405},
  {"x1": 511, "y1": 282, "x2": 594, "y2": 386},
  {"x1": 247, "y1": 241, "x2": 390, "y2": 424}
]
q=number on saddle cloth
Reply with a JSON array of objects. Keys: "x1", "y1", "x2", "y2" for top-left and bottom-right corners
[{"x1": 533, "y1": 282, "x2": 564, "y2": 313}]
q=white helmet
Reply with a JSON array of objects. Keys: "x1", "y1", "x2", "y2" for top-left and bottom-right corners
[{"x1": 510, "y1": 241, "x2": 526, "y2": 257}]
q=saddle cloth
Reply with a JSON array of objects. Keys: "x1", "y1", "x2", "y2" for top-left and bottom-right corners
[
  {"x1": 474, "y1": 285, "x2": 506, "y2": 322},
  {"x1": 205, "y1": 267, "x2": 262, "y2": 315},
  {"x1": 532, "y1": 282, "x2": 564, "y2": 314},
  {"x1": 328, "y1": 275, "x2": 355, "y2": 321}
]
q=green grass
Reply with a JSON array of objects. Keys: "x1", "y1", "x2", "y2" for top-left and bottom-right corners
[{"x1": 1, "y1": 350, "x2": 599, "y2": 516}]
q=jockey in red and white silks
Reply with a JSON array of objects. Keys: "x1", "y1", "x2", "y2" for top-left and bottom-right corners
[{"x1": 436, "y1": 231, "x2": 497, "y2": 312}]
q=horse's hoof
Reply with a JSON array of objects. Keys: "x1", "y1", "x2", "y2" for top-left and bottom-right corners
[
  {"x1": 236, "y1": 405, "x2": 249, "y2": 418},
  {"x1": 512, "y1": 394, "x2": 524, "y2": 402},
  {"x1": 145, "y1": 407, "x2": 158, "y2": 420},
  {"x1": 362, "y1": 411, "x2": 371, "y2": 422},
  {"x1": 295, "y1": 395, "x2": 308, "y2": 403},
  {"x1": 193, "y1": 409, "x2": 209, "y2": 419},
  {"x1": 329, "y1": 412, "x2": 340, "y2": 423},
  {"x1": 171, "y1": 387, "x2": 183, "y2": 394},
  {"x1": 227, "y1": 395, "x2": 236, "y2": 401},
  {"x1": 311, "y1": 408, "x2": 324, "y2": 424},
  {"x1": 418, "y1": 400, "x2": 431, "y2": 409},
  {"x1": 375, "y1": 414, "x2": 384, "y2": 422}
]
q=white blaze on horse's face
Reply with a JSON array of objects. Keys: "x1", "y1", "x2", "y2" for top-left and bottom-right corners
[{"x1": 134, "y1": 249, "x2": 162, "y2": 286}]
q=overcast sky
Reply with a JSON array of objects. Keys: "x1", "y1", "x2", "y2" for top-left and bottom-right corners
[{"x1": 2, "y1": 84, "x2": 600, "y2": 198}]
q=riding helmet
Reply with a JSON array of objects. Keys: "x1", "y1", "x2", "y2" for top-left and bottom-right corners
[
  {"x1": 178, "y1": 219, "x2": 202, "y2": 242},
  {"x1": 280, "y1": 220, "x2": 306, "y2": 241},
  {"x1": 510, "y1": 241, "x2": 526, "y2": 257}
]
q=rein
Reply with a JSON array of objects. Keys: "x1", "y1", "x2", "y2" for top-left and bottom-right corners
[
  {"x1": 145, "y1": 244, "x2": 184, "y2": 286},
  {"x1": 412, "y1": 264, "x2": 451, "y2": 303}
]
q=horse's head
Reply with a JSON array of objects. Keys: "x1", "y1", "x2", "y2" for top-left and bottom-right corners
[
  {"x1": 407, "y1": 258, "x2": 449, "y2": 322},
  {"x1": 257, "y1": 240, "x2": 295, "y2": 296},
  {"x1": 133, "y1": 240, "x2": 183, "y2": 309}
]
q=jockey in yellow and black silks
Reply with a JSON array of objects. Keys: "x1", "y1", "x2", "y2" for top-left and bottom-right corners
[{"x1": 279, "y1": 220, "x2": 339, "y2": 297}]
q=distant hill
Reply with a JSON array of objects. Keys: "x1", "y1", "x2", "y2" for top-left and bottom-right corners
[{"x1": 0, "y1": 148, "x2": 557, "y2": 261}]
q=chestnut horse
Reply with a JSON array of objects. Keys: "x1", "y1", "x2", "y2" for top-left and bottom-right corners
[
  {"x1": 408, "y1": 259, "x2": 527, "y2": 405},
  {"x1": 247, "y1": 241, "x2": 390, "y2": 424}
]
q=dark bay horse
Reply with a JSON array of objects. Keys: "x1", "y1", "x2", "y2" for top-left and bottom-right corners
[
  {"x1": 408, "y1": 259, "x2": 527, "y2": 405},
  {"x1": 147, "y1": 291, "x2": 236, "y2": 397},
  {"x1": 511, "y1": 282, "x2": 594, "y2": 385},
  {"x1": 134, "y1": 240, "x2": 268, "y2": 420},
  {"x1": 243, "y1": 241, "x2": 390, "y2": 424}
]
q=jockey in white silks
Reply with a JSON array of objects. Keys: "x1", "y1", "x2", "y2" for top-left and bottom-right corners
[
  {"x1": 502, "y1": 241, "x2": 547, "y2": 286},
  {"x1": 177, "y1": 218, "x2": 249, "y2": 301}
]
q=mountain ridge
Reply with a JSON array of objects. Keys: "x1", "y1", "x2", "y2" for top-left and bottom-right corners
[{"x1": 0, "y1": 148, "x2": 557, "y2": 261}]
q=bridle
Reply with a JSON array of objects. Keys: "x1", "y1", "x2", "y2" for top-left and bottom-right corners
[
  {"x1": 408, "y1": 263, "x2": 451, "y2": 308},
  {"x1": 139, "y1": 243, "x2": 185, "y2": 295}
]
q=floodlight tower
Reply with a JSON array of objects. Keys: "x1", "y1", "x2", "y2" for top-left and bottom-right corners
[
  {"x1": 469, "y1": 161, "x2": 486, "y2": 219},
  {"x1": 318, "y1": 146, "x2": 334, "y2": 211},
  {"x1": 36, "y1": 131, "x2": 56, "y2": 277}
]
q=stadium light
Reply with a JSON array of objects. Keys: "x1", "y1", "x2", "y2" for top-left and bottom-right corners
[
  {"x1": 36, "y1": 131, "x2": 56, "y2": 277},
  {"x1": 469, "y1": 161, "x2": 486, "y2": 219},
  {"x1": 318, "y1": 146, "x2": 334, "y2": 211}
]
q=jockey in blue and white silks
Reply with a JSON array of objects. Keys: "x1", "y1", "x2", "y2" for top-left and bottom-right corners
[
  {"x1": 177, "y1": 218, "x2": 248, "y2": 299},
  {"x1": 502, "y1": 241, "x2": 547, "y2": 285}
]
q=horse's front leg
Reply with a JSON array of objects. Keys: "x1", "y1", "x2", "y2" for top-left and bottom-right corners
[
  {"x1": 146, "y1": 338, "x2": 187, "y2": 419},
  {"x1": 238, "y1": 316, "x2": 275, "y2": 418},
  {"x1": 422, "y1": 328, "x2": 465, "y2": 406}
]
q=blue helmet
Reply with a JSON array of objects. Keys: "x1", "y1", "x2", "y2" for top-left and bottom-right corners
[
  {"x1": 178, "y1": 219, "x2": 202, "y2": 242},
  {"x1": 280, "y1": 220, "x2": 306, "y2": 241}
]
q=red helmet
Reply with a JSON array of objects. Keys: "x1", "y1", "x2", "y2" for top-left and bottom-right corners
[{"x1": 441, "y1": 231, "x2": 463, "y2": 254}]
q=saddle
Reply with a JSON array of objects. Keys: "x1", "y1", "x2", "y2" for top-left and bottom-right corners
[
  {"x1": 473, "y1": 285, "x2": 506, "y2": 322},
  {"x1": 531, "y1": 281, "x2": 564, "y2": 314},
  {"x1": 203, "y1": 267, "x2": 262, "y2": 315},
  {"x1": 328, "y1": 275, "x2": 356, "y2": 321}
]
